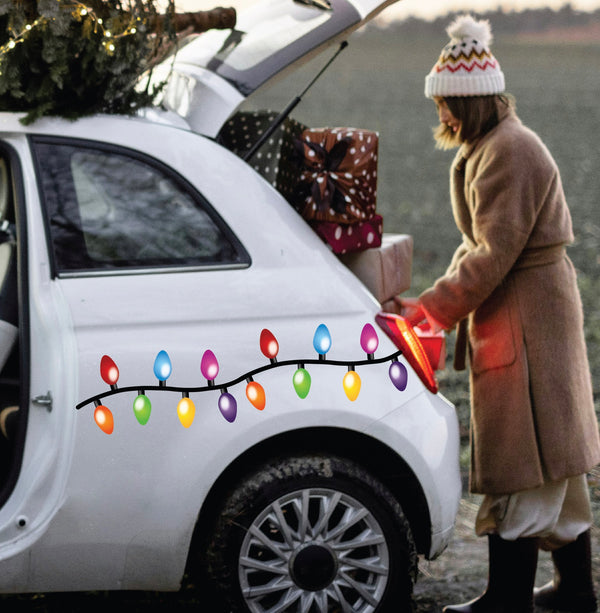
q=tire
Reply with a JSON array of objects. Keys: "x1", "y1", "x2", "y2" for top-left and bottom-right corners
[{"x1": 203, "y1": 454, "x2": 418, "y2": 613}]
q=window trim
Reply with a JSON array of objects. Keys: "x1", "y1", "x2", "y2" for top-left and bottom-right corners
[{"x1": 29, "y1": 135, "x2": 251, "y2": 278}]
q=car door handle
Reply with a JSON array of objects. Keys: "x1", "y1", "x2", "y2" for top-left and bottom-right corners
[{"x1": 33, "y1": 392, "x2": 53, "y2": 412}]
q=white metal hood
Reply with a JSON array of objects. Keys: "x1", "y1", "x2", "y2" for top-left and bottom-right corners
[{"x1": 151, "y1": 0, "x2": 400, "y2": 136}]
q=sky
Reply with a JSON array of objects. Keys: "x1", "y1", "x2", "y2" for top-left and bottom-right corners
[{"x1": 186, "y1": 0, "x2": 600, "y2": 21}]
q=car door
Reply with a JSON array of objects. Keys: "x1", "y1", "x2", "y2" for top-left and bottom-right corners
[{"x1": 0, "y1": 129, "x2": 256, "y2": 589}]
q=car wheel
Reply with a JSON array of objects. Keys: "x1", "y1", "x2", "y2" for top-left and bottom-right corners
[{"x1": 204, "y1": 454, "x2": 417, "y2": 612}]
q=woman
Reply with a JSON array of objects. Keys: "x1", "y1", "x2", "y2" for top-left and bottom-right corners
[{"x1": 403, "y1": 15, "x2": 600, "y2": 613}]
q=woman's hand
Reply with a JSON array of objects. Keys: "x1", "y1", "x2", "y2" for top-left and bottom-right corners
[{"x1": 398, "y1": 297, "x2": 427, "y2": 326}]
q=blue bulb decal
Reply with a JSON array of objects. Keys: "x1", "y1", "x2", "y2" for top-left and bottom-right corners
[{"x1": 313, "y1": 324, "x2": 332, "y2": 356}]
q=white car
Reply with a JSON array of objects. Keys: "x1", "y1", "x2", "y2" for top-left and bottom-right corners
[{"x1": 0, "y1": 1, "x2": 461, "y2": 611}]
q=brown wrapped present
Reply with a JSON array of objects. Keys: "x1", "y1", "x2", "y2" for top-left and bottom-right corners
[
  {"x1": 339, "y1": 234, "x2": 413, "y2": 304},
  {"x1": 292, "y1": 127, "x2": 378, "y2": 224}
]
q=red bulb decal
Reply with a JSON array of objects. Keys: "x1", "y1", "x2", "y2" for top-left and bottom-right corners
[
  {"x1": 260, "y1": 329, "x2": 279, "y2": 362},
  {"x1": 100, "y1": 355, "x2": 119, "y2": 387}
]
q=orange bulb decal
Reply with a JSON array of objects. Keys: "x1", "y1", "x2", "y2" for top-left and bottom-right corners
[{"x1": 94, "y1": 403, "x2": 114, "y2": 435}]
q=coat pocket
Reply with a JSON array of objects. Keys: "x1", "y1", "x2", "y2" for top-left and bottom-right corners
[{"x1": 468, "y1": 281, "x2": 518, "y2": 374}]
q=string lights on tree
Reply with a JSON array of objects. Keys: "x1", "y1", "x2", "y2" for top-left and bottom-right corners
[
  {"x1": 0, "y1": 2, "x2": 236, "y2": 124},
  {"x1": 0, "y1": 1, "x2": 141, "y2": 63},
  {"x1": 76, "y1": 323, "x2": 421, "y2": 435}
]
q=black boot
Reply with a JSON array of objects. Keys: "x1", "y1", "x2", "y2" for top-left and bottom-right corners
[
  {"x1": 443, "y1": 534, "x2": 538, "y2": 612},
  {"x1": 534, "y1": 529, "x2": 597, "y2": 612}
]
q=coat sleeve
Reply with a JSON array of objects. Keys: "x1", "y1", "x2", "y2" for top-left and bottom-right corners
[{"x1": 420, "y1": 132, "x2": 549, "y2": 329}]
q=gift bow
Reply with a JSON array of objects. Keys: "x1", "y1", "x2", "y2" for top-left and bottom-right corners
[{"x1": 295, "y1": 136, "x2": 353, "y2": 214}]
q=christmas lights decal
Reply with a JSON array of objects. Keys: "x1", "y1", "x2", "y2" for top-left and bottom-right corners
[{"x1": 77, "y1": 324, "x2": 410, "y2": 434}]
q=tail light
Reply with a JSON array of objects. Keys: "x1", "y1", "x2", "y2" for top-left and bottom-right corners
[{"x1": 375, "y1": 311, "x2": 439, "y2": 394}]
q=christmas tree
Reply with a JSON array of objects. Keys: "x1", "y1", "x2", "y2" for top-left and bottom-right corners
[{"x1": 0, "y1": 1, "x2": 236, "y2": 124}]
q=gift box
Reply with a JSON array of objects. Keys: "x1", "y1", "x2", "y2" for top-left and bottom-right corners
[
  {"x1": 291, "y1": 127, "x2": 378, "y2": 224},
  {"x1": 339, "y1": 234, "x2": 413, "y2": 303},
  {"x1": 414, "y1": 323, "x2": 446, "y2": 371},
  {"x1": 218, "y1": 110, "x2": 306, "y2": 189},
  {"x1": 311, "y1": 214, "x2": 383, "y2": 255}
]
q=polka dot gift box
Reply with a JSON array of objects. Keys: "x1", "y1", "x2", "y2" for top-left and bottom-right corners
[
  {"x1": 291, "y1": 127, "x2": 379, "y2": 225},
  {"x1": 310, "y1": 214, "x2": 383, "y2": 255},
  {"x1": 218, "y1": 110, "x2": 306, "y2": 189}
]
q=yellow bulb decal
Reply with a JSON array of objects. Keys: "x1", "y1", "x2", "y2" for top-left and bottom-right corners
[
  {"x1": 343, "y1": 370, "x2": 361, "y2": 401},
  {"x1": 177, "y1": 397, "x2": 196, "y2": 428}
]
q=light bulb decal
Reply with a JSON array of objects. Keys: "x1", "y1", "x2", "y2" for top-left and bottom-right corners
[
  {"x1": 260, "y1": 329, "x2": 279, "y2": 364},
  {"x1": 246, "y1": 378, "x2": 266, "y2": 411},
  {"x1": 100, "y1": 355, "x2": 119, "y2": 389},
  {"x1": 343, "y1": 367, "x2": 361, "y2": 401},
  {"x1": 218, "y1": 389, "x2": 237, "y2": 423},
  {"x1": 360, "y1": 324, "x2": 379, "y2": 360},
  {"x1": 177, "y1": 393, "x2": 196, "y2": 429},
  {"x1": 313, "y1": 324, "x2": 332, "y2": 360},
  {"x1": 293, "y1": 365, "x2": 311, "y2": 399},
  {"x1": 78, "y1": 322, "x2": 416, "y2": 431},
  {"x1": 201, "y1": 349, "x2": 219, "y2": 386},
  {"x1": 94, "y1": 400, "x2": 114, "y2": 435},
  {"x1": 389, "y1": 360, "x2": 408, "y2": 391},
  {"x1": 133, "y1": 392, "x2": 151, "y2": 425},
  {"x1": 153, "y1": 350, "x2": 172, "y2": 387}
]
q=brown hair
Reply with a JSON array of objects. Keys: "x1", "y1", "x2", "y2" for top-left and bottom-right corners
[{"x1": 433, "y1": 94, "x2": 514, "y2": 150}]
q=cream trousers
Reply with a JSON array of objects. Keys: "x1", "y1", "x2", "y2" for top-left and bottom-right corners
[{"x1": 475, "y1": 474, "x2": 593, "y2": 550}]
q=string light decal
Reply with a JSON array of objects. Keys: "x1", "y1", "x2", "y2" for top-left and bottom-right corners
[
  {"x1": 200, "y1": 350, "x2": 219, "y2": 386},
  {"x1": 292, "y1": 365, "x2": 312, "y2": 399},
  {"x1": 153, "y1": 350, "x2": 172, "y2": 387},
  {"x1": 218, "y1": 390, "x2": 237, "y2": 423},
  {"x1": 389, "y1": 360, "x2": 409, "y2": 392},
  {"x1": 177, "y1": 393, "x2": 196, "y2": 429},
  {"x1": 78, "y1": 323, "x2": 420, "y2": 434},
  {"x1": 259, "y1": 329, "x2": 279, "y2": 364},
  {"x1": 342, "y1": 367, "x2": 361, "y2": 401},
  {"x1": 94, "y1": 401, "x2": 114, "y2": 435},
  {"x1": 360, "y1": 323, "x2": 379, "y2": 359},
  {"x1": 313, "y1": 324, "x2": 332, "y2": 360},
  {"x1": 133, "y1": 392, "x2": 152, "y2": 425},
  {"x1": 245, "y1": 378, "x2": 266, "y2": 411},
  {"x1": 100, "y1": 355, "x2": 119, "y2": 390}
]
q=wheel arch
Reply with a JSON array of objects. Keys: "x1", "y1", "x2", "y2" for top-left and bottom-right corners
[{"x1": 186, "y1": 426, "x2": 432, "y2": 576}]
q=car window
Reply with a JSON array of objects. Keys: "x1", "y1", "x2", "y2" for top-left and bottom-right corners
[{"x1": 31, "y1": 138, "x2": 249, "y2": 275}]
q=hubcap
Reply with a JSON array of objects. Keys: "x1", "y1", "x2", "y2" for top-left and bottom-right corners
[
  {"x1": 290, "y1": 543, "x2": 337, "y2": 591},
  {"x1": 238, "y1": 487, "x2": 389, "y2": 612}
]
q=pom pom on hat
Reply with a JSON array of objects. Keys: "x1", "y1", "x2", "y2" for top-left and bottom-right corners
[
  {"x1": 447, "y1": 14, "x2": 493, "y2": 46},
  {"x1": 424, "y1": 14, "x2": 505, "y2": 98}
]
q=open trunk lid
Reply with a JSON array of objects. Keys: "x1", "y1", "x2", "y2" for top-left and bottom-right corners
[{"x1": 152, "y1": 0, "x2": 399, "y2": 136}]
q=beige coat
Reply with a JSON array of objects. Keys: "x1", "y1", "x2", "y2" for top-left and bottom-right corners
[{"x1": 420, "y1": 104, "x2": 600, "y2": 495}]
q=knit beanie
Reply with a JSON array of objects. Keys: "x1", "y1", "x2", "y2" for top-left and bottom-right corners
[{"x1": 424, "y1": 15, "x2": 505, "y2": 98}]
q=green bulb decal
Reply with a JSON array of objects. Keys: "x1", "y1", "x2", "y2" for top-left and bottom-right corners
[
  {"x1": 293, "y1": 367, "x2": 311, "y2": 399},
  {"x1": 133, "y1": 394, "x2": 152, "y2": 425}
]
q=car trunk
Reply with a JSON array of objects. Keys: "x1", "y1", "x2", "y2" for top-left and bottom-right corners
[{"x1": 151, "y1": 0, "x2": 400, "y2": 137}]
